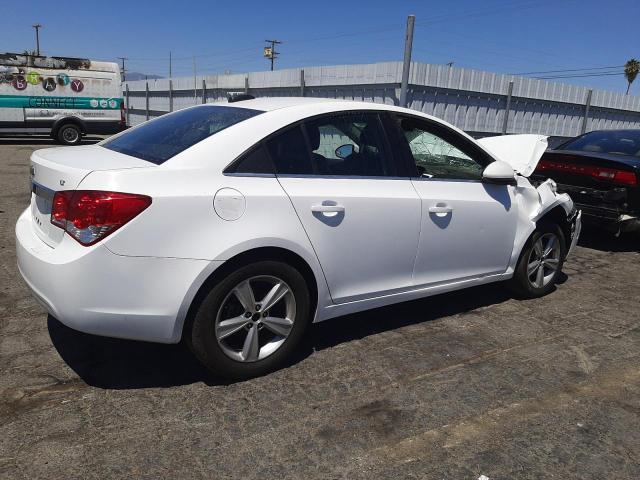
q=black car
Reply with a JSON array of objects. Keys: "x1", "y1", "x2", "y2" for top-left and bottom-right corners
[{"x1": 533, "y1": 130, "x2": 640, "y2": 234}]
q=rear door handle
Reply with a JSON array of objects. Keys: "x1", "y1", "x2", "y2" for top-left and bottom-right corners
[
  {"x1": 428, "y1": 204, "x2": 453, "y2": 214},
  {"x1": 311, "y1": 204, "x2": 345, "y2": 213}
]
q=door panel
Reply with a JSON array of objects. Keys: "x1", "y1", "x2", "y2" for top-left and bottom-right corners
[
  {"x1": 389, "y1": 112, "x2": 518, "y2": 285},
  {"x1": 267, "y1": 112, "x2": 421, "y2": 303},
  {"x1": 411, "y1": 179, "x2": 517, "y2": 285},
  {"x1": 278, "y1": 177, "x2": 421, "y2": 302}
]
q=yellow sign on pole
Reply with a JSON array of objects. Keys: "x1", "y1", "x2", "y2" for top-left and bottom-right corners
[{"x1": 263, "y1": 47, "x2": 273, "y2": 58}]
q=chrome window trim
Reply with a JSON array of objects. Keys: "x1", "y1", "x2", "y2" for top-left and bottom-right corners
[
  {"x1": 222, "y1": 172, "x2": 276, "y2": 178},
  {"x1": 274, "y1": 174, "x2": 412, "y2": 181}
]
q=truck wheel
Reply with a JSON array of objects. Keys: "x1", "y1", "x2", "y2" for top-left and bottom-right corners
[
  {"x1": 509, "y1": 223, "x2": 566, "y2": 298},
  {"x1": 56, "y1": 124, "x2": 82, "y2": 145}
]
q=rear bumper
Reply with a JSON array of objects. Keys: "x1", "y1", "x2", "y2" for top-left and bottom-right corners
[
  {"x1": 553, "y1": 182, "x2": 639, "y2": 233},
  {"x1": 577, "y1": 204, "x2": 640, "y2": 233},
  {"x1": 15, "y1": 208, "x2": 211, "y2": 343}
]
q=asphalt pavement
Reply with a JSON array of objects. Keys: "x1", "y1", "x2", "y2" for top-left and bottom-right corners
[{"x1": 1, "y1": 137, "x2": 639, "y2": 479}]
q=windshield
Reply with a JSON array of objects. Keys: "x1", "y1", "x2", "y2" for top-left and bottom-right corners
[
  {"x1": 102, "y1": 105, "x2": 263, "y2": 164},
  {"x1": 559, "y1": 130, "x2": 640, "y2": 157}
]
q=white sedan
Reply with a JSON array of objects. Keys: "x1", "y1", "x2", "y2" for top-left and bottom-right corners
[{"x1": 16, "y1": 97, "x2": 581, "y2": 379}]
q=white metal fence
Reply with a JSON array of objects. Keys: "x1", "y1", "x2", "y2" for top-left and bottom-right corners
[{"x1": 123, "y1": 61, "x2": 640, "y2": 138}]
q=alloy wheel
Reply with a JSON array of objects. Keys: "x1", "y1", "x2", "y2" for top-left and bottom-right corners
[
  {"x1": 527, "y1": 233, "x2": 561, "y2": 289},
  {"x1": 214, "y1": 275, "x2": 296, "y2": 362}
]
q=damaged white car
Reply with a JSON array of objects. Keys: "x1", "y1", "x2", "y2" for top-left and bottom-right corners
[{"x1": 16, "y1": 97, "x2": 581, "y2": 379}]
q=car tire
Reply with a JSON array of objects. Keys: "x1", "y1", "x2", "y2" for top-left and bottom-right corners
[
  {"x1": 56, "y1": 124, "x2": 82, "y2": 145},
  {"x1": 509, "y1": 222, "x2": 566, "y2": 298},
  {"x1": 188, "y1": 260, "x2": 311, "y2": 379}
]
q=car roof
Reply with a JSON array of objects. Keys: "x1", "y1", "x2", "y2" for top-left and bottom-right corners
[
  {"x1": 218, "y1": 96, "x2": 404, "y2": 113},
  {"x1": 583, "y1": 129, "x2": 640, "y2": 134},
  {"x1": 165, "y1": 97, "x2": 502, "y2": 169}
]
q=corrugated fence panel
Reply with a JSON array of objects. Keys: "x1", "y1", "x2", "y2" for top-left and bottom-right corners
[{"x1": 124, "y1": 61, "x2": 640, "y2": 134}]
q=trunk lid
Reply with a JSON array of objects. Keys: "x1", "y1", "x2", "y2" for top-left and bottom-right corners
[{"x1": 29, "y1": 145, "x2": 154, "y2": 247}]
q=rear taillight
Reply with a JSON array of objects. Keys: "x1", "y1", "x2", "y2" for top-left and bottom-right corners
[
  {"x1": 537, "y1": 159, "x2": 637, "y2": 186},
  {"x1": 50, "y1": 190, "x2": 151, "y2": 246},
  {"x1": 120, "y1": 102, "x2": 126, "y2": 125}
]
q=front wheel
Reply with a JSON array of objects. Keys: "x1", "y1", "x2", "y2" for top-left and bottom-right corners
[
  {"x1": 188, "y1": 261, "x2": 311, "y2": 379},
  {"x1": 509, "y1": 223, "x2": 566, "y2": 298}
]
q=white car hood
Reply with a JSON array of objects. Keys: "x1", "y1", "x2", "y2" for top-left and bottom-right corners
[{"x1": 477, "y1": 134, "x2": 548, "y2": 177}]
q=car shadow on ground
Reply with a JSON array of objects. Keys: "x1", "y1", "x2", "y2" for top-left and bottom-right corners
[
  {"x1": 48, "y1": 228, "x2": 631, "y2": 390},
  {"x1": 577, "y1": 227, "x2": 639, "y2": 253},
  {"x1": 0, "y1": 135, "x2": 104, "y2": 146},
  {"x1": 48, "y1": 282, "x2": 513, "y2": 390}
]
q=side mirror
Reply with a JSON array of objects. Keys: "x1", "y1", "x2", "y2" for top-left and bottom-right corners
[
  {"x1": 483, "y1": 161, "x2": 517, "y2": 185},
  {"x1": 335, "y1": 144, "x2": 355, "y2": 159}
]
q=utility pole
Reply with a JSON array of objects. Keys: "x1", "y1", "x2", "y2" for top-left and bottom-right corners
[
  {"x1": 169, "y1": 51, "x2": 172, "y2": 79},
  {"x1": 32, "y1": 24, "x2": 42, "y2": 56},
  {"x1": 399, "y1": 14, "x2": 415, "y2": 108},
  {"x1": 264, "y1": 39, "x2": 281, "y2": 71},
  {"x1": 193, "y1": 56, "x2": 197, "y2": 101},
  {"x1": 117, "y1": 57, "x2": 128, "y2": 82}
]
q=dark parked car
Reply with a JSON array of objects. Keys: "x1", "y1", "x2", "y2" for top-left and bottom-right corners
[{"x1": 533, "y1": 130, "x2": 640, "y2": 234}]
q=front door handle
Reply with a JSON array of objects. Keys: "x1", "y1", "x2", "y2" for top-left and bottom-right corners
[
  {"x1": 311, "y1": 204, "x2": 345, "y2": 213},
  {"x1": 428, "y1": 204, "x2": 453, "y2": 214}
]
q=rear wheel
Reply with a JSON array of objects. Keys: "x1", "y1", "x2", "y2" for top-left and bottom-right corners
[
  {"x1": 56, "y1": 124, "x2": 82, "y2": 145},
  {"x1": 188, "y1": 261, "x2": 310, "y2": 379},
  {"x1": 510, "y1": 223, "x2": 566, "y2": 298}
]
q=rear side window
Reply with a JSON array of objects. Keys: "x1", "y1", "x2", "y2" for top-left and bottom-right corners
[
  {"x1": 265, "y1": 125, "x2": 313, "y2": 174},
  {"x1": 261, "y1": 112, "x2": 394, "y2": 177},
  {"x1": 102, "y1": 105, "x2": 263, "y2": 164},
  {"x1": 229, "y1": 144, "x2": 274, "y2": 174}
]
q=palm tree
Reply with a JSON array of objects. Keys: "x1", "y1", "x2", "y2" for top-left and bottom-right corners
[{"x1": 624, "y1": 59, "x2": 640, "y2": 95}]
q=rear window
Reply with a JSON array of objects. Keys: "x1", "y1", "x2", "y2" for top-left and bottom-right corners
[
  {"x1": 102, "y1": 105, "x2": 263, "y2": 164},
  {"x1": 559, "y1": 130, "x2": 640, "y2": 157}
]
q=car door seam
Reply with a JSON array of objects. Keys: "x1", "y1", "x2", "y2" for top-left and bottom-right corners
[
  {"x1": 408, "y1": 178, "x2": 424, "y2": 283},
  {"x1": 274, "y1": 175, "x2": 334, "y2": 303}
]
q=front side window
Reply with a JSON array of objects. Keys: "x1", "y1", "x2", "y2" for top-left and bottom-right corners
[
  {"x1": 304, "y1": 113, "x2": 391, "y2": 176},
  {"x1": 398, "y1": 117, "x2": 484, "y2": 180},
  {"x1": 103, "y1": 105, "x2": 263, "y2": 165}
]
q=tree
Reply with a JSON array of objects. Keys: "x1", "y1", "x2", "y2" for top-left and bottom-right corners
[{"x1": 624, "y1": 59, "x2": 640, "y2": 95}]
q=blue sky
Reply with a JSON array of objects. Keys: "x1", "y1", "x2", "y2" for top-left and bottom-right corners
[{"x1": 5, "y1": 0, "x2": 640, "y2": 93}]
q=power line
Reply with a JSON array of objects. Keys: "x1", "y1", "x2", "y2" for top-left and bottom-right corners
[
  {"x1": 103, "y1": 1, "x2": 576, "y2": 70},
  {"x1": 535, "y1": 72, "x2": 623, "y2": 80},
  {"x1": 120, "y1": 2, "x2": 554, "y2": 63},
  {"x1": 119, "y1": 0, "x2": 617, "y2": 83},
  {"x1": 416, "y1": 0, "x2": 575, "y2": 27},
  {"x1": 512, "y1": 65, "x2": 624, "y2": 75}
]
